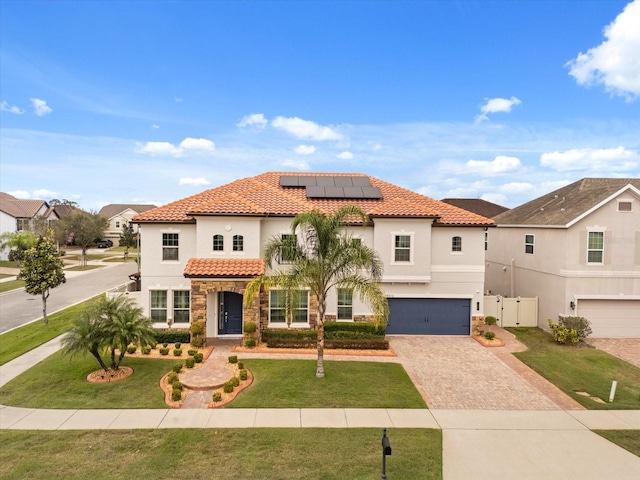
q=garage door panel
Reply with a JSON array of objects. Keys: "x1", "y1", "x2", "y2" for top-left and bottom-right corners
[
  {"x1": 386, "y1": 298, "x2": 470, "y2": 335},
  {"x1": 578, "y1": 300, "x2": 640, "y2": 338}
]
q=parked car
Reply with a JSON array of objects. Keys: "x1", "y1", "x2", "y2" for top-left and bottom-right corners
[{"x1": 95, "y1": 239, "x2": 113, "y2": 248}]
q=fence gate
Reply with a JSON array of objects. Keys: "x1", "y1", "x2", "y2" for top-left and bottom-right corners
[{"x1": 483, "y1": 296, "x2": 538, "y2": 327}]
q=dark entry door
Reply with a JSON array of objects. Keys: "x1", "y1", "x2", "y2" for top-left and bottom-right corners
[{"x1": 218, "y1": 292, "x2": 243, "y2": 335}]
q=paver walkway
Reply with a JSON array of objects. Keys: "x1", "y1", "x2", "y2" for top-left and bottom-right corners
[{"x1": 586, "y1": 338, "x2": 640, "y2": 368}]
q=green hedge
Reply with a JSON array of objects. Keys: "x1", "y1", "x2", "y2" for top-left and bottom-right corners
[
  {"x1": 153, "y1": 330, "x2": 190, "y2": 344},
  {"x1": 324, "y1": 321, "x2": 385, "y2": 337},
  {"x1": 262, "y1": 324, "x2": 388, "y2": 350}
]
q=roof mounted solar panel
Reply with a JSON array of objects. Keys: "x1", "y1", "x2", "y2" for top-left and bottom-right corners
[
  {"x1": 324, "y1": 186, "x2": 346, "y2": 198},
  {"x1": 298, "y1": 176, "x2": 318, "y2": 187},
  {"x1": 352, "y1": 177, "x2": 372, "y2": 187},
  {"x1": 361, "y1": 187, "x2": 383, "y2": 199},
  {"x1": 343, "y1": 187, "x2": 365, "y2": 198},
  {"x1": 281, "y1": 175, "x2": 383, "y2": 200},
  {"x1": 279, "y1": 176, "x2": 300, "y2": 187},
  {"x1": 305, "y1": 186, "x2": 326, "y2": 197},
  {"x1": 316, "y1": 176, "x2": 336, "y2": 187}
]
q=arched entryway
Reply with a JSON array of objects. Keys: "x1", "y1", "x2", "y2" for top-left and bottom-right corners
[{"x1": 217, "y1": 291, "x2": 243, "y2": 335}]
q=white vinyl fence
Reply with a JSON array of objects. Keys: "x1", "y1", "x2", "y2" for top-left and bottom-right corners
[
  {"x1": 484, "y1": 295, "x2": 538, "y2": 327},
  {"x1": 106, "y1": 281, "x2": 141, "y2": 305}
]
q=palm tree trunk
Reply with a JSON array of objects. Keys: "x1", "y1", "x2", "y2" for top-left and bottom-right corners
[
  {"x1": 89, "y1": 347, "x2": 109, "y2": 371},
  {"x1": 316, "y1": 301, "x2": 326, "y2": 378}
]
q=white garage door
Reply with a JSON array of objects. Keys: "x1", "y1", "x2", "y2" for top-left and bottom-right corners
[{"x1": 577, "y1": 300, "x2": 640, "y2": 338}]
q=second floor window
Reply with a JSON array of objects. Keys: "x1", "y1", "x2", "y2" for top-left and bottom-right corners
[
  {"x1": 233, "y1": 235, "x2": 244, "y2": 251},
  {"x1": 162, "y1": 233, "x2": 179, "y2": 261},
  {"x1": 525, "y1": 234, "x2": 534, "y2": 254},
  {"x1": 278, "y1": 234, "x2": 297, "y2": 264},
  {"x1": 587, "y1": 231, "x2": 604, "y2": 263},
  {"x1": 452, "y1": 236, "x2": 462, "y2": 252},
  {"x1": 213, "y1": 234, "x2": 224, "y2": 251},
  {"x1": 394, "y1": 235, "x2": 411, "y2": 262}
]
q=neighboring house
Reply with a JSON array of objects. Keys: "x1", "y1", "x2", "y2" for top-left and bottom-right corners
[
  {"x1": 485, "y1": 178, "x2": 640, "y2": 338},
  {"x1": 0, "y1": 193, "x2": 57, "y2": 260},
  {"x1": 132, "y1": 172, "x2": 494, "y2": 339},
  {"x1": 98, "y1": 204, "x2": 157, "y2": 245},
  {"x1": 441, "y1": 198, "x2": 509, "y2": 218}
]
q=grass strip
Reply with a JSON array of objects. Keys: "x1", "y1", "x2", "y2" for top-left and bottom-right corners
[
  {"x1": 0, "y1": 295, "x2": 102, "y2": 366},
  {"x1": 594, "y1": 430, "x2": 640, "y2": 458},
  {"x1": 0, "y1": 351, "x2": 180, "y2": 408},
  {"x1": 228, "y1": 359, "x2": 427, "y2": 408},
  {"x1": 0, "y1": 428, "x2": 442, "y2": 480},
  {"x1": 507, "y1": 327, "x2": 640, "y2": 410},
  {"x1": 0, "y1": 279, "x2": 24, "y2": 293}
]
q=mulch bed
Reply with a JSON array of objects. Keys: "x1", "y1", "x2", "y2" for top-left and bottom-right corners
[{"x1": 87, "y1": 367, "x2": 133, "y2": 383}]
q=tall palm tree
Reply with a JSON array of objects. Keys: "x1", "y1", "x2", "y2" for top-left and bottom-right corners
[{"x1": 246, "y1": 206, "x2": 388, "y2": 378}]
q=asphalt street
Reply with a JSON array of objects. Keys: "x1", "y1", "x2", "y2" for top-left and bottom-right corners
[{"x1": 0, "y1": 262, "x2": 137, "y2": 333}]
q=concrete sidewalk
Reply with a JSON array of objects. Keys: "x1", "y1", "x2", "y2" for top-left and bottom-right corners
[{"x1": 1, "y1": 337, "x2": 639, "y2": 479}]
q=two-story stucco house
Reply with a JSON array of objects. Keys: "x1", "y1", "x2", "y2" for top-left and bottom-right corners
[
  {"x1": 132, "y1": 172, "x2": 494, "y2": 340},
  {"x1": 98, "y1": 204, "x2": 157, "y2": 245},
  {"x1": 485, "y1": 178, "x2": 640, "y2": 338}
]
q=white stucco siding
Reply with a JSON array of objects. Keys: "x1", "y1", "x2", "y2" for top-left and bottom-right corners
[
  {"x1": 374, "y1": 218, "x2": 432, "y2": 281},
  {"x1": 193, "y1": 216, "x2": 262, "y2": 258},
  {"x1": 0, "y1": 211, "x2": 15, "y2": 260}
]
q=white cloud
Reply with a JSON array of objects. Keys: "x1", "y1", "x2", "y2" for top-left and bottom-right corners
[
  {"x1": 135, "y1": 141, "x2": 184, "y2": 157},
  {"x1": 540, "y1": 146, "x2": 639, "y2": 171},
  {"x1": 8, "y1": 190, "x2": 30, "y2": 199},
  {"x1": 30, "y1": 98, "x2": 52, "y2": 116},
  {"x1": 281, "y1": 159, "x2": 311, "y2": 170},
  {"x1": 135, "y1": 138, "x2": 215, "y2": 157},
  {"x1": 294, "y1": 144, "x2": 316, "y2": 155},
  {"x1": 465, "y1": 155, "x2": 523, "y2": 175},
  {"x1": 500, "y1": 182, "x2": 534, "y2": 194},
  {"x1": 179, "y1": 177, "x2": 211, "y2": 186},
  {"x1": 271, "y1": 116, "x2": 343, "y2": 141},
  {"x1": 566, "y1": 0, "x2": 640, "y2": 100},
  {"x1": 179, "y1": 138, "x2": 215, "y2": 151},
  {"x1": 152, "y1": 124, "x2": 160, "y2": 129},
  {"x1": 0, "y1": 100, "x2": 24, "y2": 114},
  {"x1": 370, "y1": 142, "x2": 382, "y2": 151},
  {"x1": 475, "y1": 96, "x2": 521, "y2": 122},
  {"x1": 237, "y1": 113, "x2": 268, "y2": 128},
  {"x1": 337, "y1": 151, "x2": 354, "y2": 160},
  {"x1": 33, "y1": 189, "x2": 59, "y2": 199}
]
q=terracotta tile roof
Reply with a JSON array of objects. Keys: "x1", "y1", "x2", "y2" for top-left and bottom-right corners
[
  {"x1": 493, "y1": 178, "x2": 640, "y2": 226},
  {"x1": 441, "y1": 198, "x2": 509, "y2": 219},
  {"x1": 184, "y1": 258, "x2": 265, "y2": 278},
  {"x1": 133, "y1": 172, "x2": 494, "y2": 226}
]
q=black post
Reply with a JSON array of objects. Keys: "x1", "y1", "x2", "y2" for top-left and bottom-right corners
[{"x1": 381, "y1": 428, "x2": 392, "y2": 479}]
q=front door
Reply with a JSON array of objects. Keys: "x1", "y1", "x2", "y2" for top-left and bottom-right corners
[{"x1": 218, "y1": 292, "x2": 243, "y2": 335}]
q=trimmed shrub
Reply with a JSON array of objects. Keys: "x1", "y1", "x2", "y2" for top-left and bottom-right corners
[
  {"x1": 171, "y1": 388, "x2": 182, "y2": 402},
  {"x1": 159, "y1": 347, "x2": 169, "y2": 356},
  {"x1": 325, "y1": 338, "x2": 389, "y2": 350},
  {"x1": 141, "y1": 346, "x2": 151, "y2": 355},
  {"x1": 190, "y1": 321, "x2": 205, "y2": 335},
  {"x1": 243, "y1": 322, "x2": 257, "y2": 334},
  {"x1": 172, "y1": 364, "x2": 183, "y2": 373},
  {"x1": 484, "y1": 331, "x2": 496, "y2": 341},
  {"x1": 239, "y1": 369, "x2": 248, "y2": 381},
  {"x1": 223, "y1": 381, "x2": 234, "y2": 394},
  {"x1": 191, "y1": 337, "x2": 204, "y2": 348},
  {"x1": 194, "y1": 352, "x2": 204, "y2": 363},
  {"x1": 238, "y1": 361, "x2": 244, "y2": 370},
  {"x1": 244, "y1": 337, "x2": 256, "y2": 348},
  {"x1": 324, "y1": 321, "x2": 386, "y2": 337},
  {"x1": 212, "y1": 392, "x2": 222, "y2": 402},
  {"x1": 167, "y1": 372, "x2": 178, "y2": 384},
  {"x1": 154, "y1": 330, "x2": 190, "y2": 345},
  {"x1": 185, "y1": 357, "x2": 195, "y2": 368},
  {"x1": 162, "y1": 343, "x2": 168, "y2": 348},
  {"x1": 548, "y1": 316, "x2": 592, "y2": 344},
  {"x1": 172, "y1": 381, "x2": 183, "y2": 391},
  {"x1": 262, "y1": 329, "x2": 317, "y2": 348},
  {"x1": 174, "y1": 342, "x2": 181, "y2": 349},
  {"x1": 228, "y1": 355, "x2": 238, "y2": 364},
  {"x1": 188, "y1": 349, "x2": 197, "y2": 356},
  {"x1": 484, "y1": 316, "x2": 497, "y2": 326},
  {"x1": 173, "y1": 349, "x2": 183, "y2": 357},
  {"x1": 126, "y1": 345, "x2": 137, "y2": 354},
  {"x1": 230, "y1": 376, "x2": 240, "y2": 387}
]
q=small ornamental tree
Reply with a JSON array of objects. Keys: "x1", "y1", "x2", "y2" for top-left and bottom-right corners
[
  {"x1": 119, "y1": 223, "x2": 137, "y2": 255},
  {"x1": 21, "y1": 232, "x2": 66, "y2": 324},
  {"x1": 53, "y1": 210, "x2": 108, "y2": 266}
]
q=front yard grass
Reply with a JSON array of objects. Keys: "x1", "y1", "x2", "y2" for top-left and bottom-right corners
[
  {"x1": 508, "y1": 327, "x2": 640, "y2": 409},
  {"x1": 227, "y1": 359, "x2": 427, "y2": 408},
  {"x1": 0, "y1": 279, "x2": 24, "y2": 293},
  {"x1": 594, "y1": 430, "x2": 640, "y2": 457},
  {"x1": 0, "y1": 428, "x2": 442, "y2": 480},
  {"x1": 0, "y1": 295, "x2": 102, "y2": 366}
]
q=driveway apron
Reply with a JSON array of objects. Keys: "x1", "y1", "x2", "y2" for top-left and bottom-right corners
[{"x1": 389, "y1": 336, "x2": 562, "y2": 410}]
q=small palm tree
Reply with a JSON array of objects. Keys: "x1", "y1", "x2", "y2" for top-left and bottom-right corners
[
  {"x1": 246, "y1": 206, "x2": 388, "y2": 378},
  {"x1": 61, "y1": 295, "x2": 156, "y2": 372}
]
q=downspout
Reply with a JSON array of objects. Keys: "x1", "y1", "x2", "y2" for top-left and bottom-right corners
[{"x1": 510, "y1": 258, "x2": 515, "y2": 298}]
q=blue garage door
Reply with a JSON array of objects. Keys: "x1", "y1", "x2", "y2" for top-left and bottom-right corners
[{"x1": 386, "y1": 298, "x2": 470, "y2": 335}]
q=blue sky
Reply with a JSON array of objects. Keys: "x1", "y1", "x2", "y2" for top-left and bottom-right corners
[{"x1": 1, "y1": 0, "x2": 639, "y2": 211}]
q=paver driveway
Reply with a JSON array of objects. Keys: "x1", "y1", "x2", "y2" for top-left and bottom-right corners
[
  {"x1": 586, "y1": 338, "x2": 640, "y2": 368},
  {"x1": 389, "y1": 336, "x2": 565, "y2": 410}
]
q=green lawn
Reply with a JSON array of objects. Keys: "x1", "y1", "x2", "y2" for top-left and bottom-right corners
[
  {"x1": 0, "y1": 428, "x2": 442, "y2": 480},
  {"x1": 230, "y1": 359, "x2": 427, "y2": 408},
  {"x1": 0, "y1": 260, "x2": 19, "y2": 268},
  {"x1": 0, "y1": 279, "x2": 24, "y2": 293},
  {"x1": 65, "y1": 265, "x2": 103, "y2": 271},
  {"x1": 508, "y1": 327, "x2": 640, "y2": 409},
  {"x1": 594, "y1": 430, "x2": 640, "y2": 458},
  {"x1": 0, "y1": 295, "x2": 102, "y2": 366}
]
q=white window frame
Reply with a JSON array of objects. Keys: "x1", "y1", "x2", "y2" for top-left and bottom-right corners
[
  {"x1": 391, "y1": 232, "x2": 414, "y2": 265},
  {"x1": 451, "y1": 236, "x2": 462, "y2": 253},
  {"x1": 525, "y1": 234, "x2": 535, "y2": 255},
  {"x1": 268, "y1": 289, "x2": 309, "y2": 327},
  {"x1": 484, "y1": 232, "x2": 488, "y2": 251},
  {"x1": 587, "y1": 230, "x2": 604, "y2": 265},
  {"x1": 172, "y1": 290, "x2": 191, "y2": 324},
  {"x1": 213, "y1": 234, "x2": 224, "y2": 252},
  {"x1": 278, "y1": 233, "x2": 297, "y2": 265},
  {"x1": 150, "y1": 290, "x2": 168, "y2": 323},
  {"x1": 233, "y1": 234, "x2": 244, "y2": 252},
  {"x1": 162, "y1": 233, "x2": 179, "y2": 261},
  {"x1": 337, "y1": 288, "x2": 353, "y2": 321},
  {"x1": 115, "y1": 220, "x2": 120, "y2": 228}
]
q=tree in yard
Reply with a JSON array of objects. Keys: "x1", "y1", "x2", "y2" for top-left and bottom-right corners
[
  {"x1": 245, "y1": 206, "x2": 388, "y2": 378},
  {"x1": 61, "y1": 295, "x2": 156, "y2": 372},
  {"x1": 53, "y1": 210, "x2": 108, "y2": 266},
  {"x1": 0, "y1": 231, "x2": 37, "y2": 268},
  {"x1": 49, "y1": 198, "x2": 80, "y2": 207},
  {"x1": 119, "y1": 223, "x2": 137, "y2": 258},
  {"x1": 20, "y1": 232, "x2": 66, "y2": 324}
]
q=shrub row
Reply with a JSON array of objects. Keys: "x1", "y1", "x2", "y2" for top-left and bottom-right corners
[
  {"x1": 153, "y1": 330, "x2": 190, "y2": 344},
  {"x1": 263, "y1": 335, "x2": 388, "y2": 350},
  {"x1": 324, "y1": 321, "x2": 385, "y2": 337}
]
